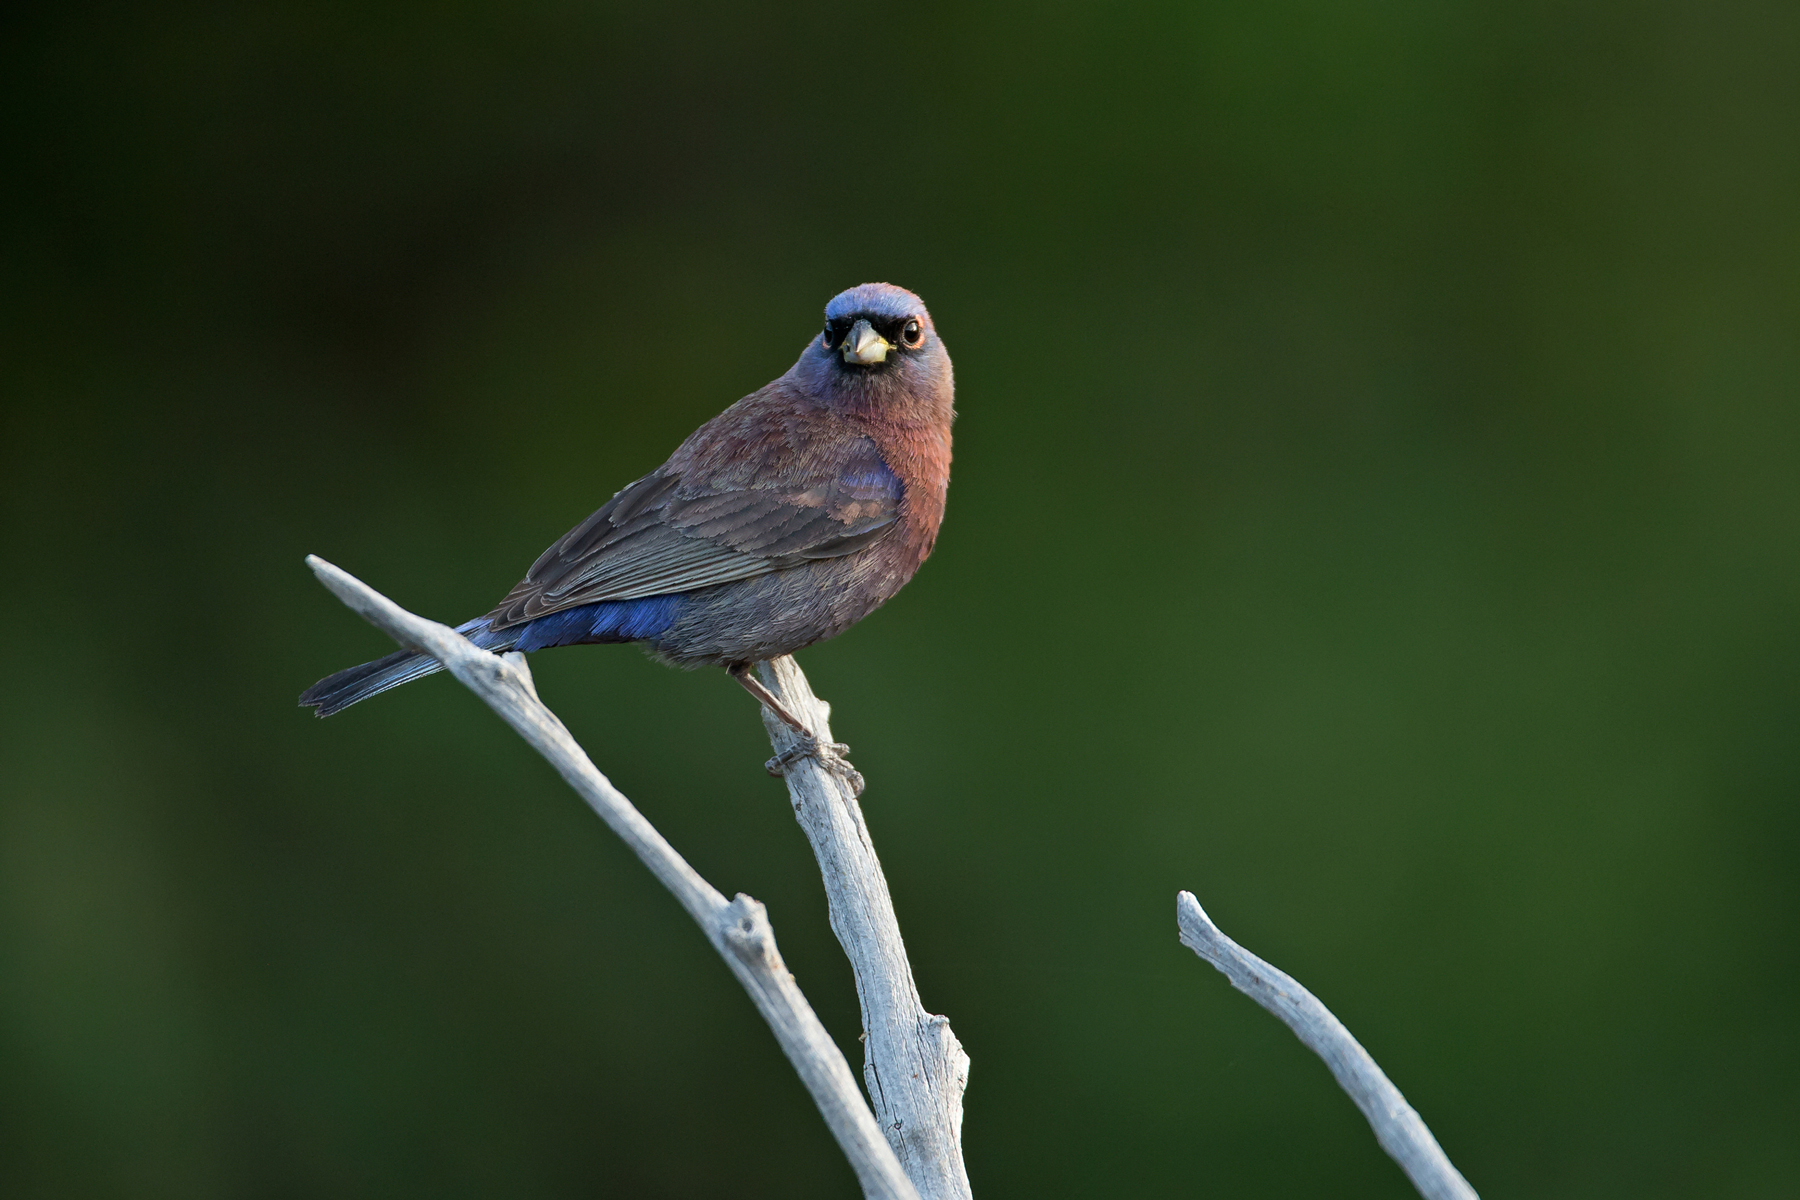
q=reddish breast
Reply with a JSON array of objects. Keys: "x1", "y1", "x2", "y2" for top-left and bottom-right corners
[{"x1": 870, "y1": 417, "x2": 953, "y2": 567}]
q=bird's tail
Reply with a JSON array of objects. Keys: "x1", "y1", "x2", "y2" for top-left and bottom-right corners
[{"x1": 299, "y1": 618, "x2": 515, "y2": 717}]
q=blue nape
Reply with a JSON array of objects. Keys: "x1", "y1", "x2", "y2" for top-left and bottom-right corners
[{"x1": 494, "y1": 594, "x2": 685, "y2": 652}]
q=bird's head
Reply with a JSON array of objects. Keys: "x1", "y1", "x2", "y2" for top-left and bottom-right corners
[{"x1": 797, "y1": 283, "x2": 952, "y2": 418}]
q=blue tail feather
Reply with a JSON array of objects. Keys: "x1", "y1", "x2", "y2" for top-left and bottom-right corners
[
  {"x1": 300, "y1": 597, "x2": 684, "y2": 717},
  {"x1": 511, "y1": 594, "x2": 685, "y2": 651}
]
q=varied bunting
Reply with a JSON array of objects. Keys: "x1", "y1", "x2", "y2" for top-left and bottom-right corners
[{"x1": 301, "y1": 282, "x2": 954, "y2": 770}]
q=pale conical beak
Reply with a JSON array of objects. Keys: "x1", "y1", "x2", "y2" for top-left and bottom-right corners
[{"x1": 841, "y1": 318, "x2": 892, "y2": 365}]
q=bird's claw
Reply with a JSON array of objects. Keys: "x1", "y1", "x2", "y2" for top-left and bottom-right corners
[{"x1": 765, "y1": 734, "x2": 866, "y2": 797}]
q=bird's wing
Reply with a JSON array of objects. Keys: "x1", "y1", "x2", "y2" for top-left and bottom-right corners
[{"x1": 487, "y1": 437, "x2": 901, "y2": 627}]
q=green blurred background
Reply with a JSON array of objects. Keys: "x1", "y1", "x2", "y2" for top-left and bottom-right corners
[{"x1": 3, "y1": 1, "x2": 1796, "y2": 1196}]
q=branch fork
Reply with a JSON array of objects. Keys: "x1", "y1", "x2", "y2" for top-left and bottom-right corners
[{"x1": 303, "y1": 555, "x2": 964, "y2": 1200}]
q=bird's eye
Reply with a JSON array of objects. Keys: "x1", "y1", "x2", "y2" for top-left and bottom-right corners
[
  {"x1": 901, "y1": 318, "x2": 923, "y2": 348},
  {"x1": 822, "y1": 325, "x2": 834, "y2": 349}
]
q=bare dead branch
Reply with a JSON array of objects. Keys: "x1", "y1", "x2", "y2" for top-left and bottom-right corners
[
  {"x1": 756, "y1": 658, "x2": 973, "y2": 1200},
  {"x1": 304, "y1": 555, "x2": 920, "y2": 1200},
  {"x1": 1176, "y1": 891, "x2": 1477, "y2": 1200}
]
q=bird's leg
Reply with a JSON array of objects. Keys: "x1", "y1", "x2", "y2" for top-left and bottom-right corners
[
  {"x1": 729, "y1": 661, "x2": 811, "y2": 735},
  {"x1": 728, "y1": 663, "x2": 865, "y2": 797}
]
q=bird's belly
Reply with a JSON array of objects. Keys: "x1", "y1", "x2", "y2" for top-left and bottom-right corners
[{"x1": 648, "y1": 551, "x2": 916, "y2": 667}]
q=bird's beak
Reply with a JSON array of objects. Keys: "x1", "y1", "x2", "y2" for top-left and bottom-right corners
[{"x1": 841, "y1": 319, "x2": 892, "y2": 366}]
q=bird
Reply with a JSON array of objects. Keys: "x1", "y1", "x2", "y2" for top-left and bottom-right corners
[{"x1": 300, "y1": 282, "x2": 954, "y2": 780}]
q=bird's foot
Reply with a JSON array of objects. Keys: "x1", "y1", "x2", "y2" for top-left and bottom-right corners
[{"x1": 765, "y1": 733, "x2": 866, "y2": 798}]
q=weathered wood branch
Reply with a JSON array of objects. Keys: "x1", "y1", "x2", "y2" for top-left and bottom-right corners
[
  {"x1": 756, "y1": 658, "x2": 973, "y2": 1200},
  {"x1": 304, "y1": 555, "x2": 921, "y2": 1200},
  {"x1": 303, "y1": 555, "x2": 1481, "y2": 1199},
  {"x1": 1176, "y1": 890, "x2": 1477, "y2": 1200}
]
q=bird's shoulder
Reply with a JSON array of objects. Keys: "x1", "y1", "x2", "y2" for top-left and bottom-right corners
[{"x1": 665, "y1": 379, "x2": 883, "y2": 492}]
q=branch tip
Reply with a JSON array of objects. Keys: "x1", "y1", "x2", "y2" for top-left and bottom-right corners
[{"x1": 1175, "y1": 889, "x2": 1477, "y2": 1200}]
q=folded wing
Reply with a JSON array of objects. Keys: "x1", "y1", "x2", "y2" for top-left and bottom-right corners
[{"x1": 487, "y1": 437, "x2": 901, "y2": 627}]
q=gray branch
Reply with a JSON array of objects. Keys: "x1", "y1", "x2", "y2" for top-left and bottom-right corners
[
  {"x1": 1176, "y1": 891, "x2": 1477, "y2": 1200},
  {"x1": 755, "y1": 658, "x2": 973, "y2": 1200},
  {"x1": 304, "y1": 555, "x2": 921, "y2": 1200}
]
